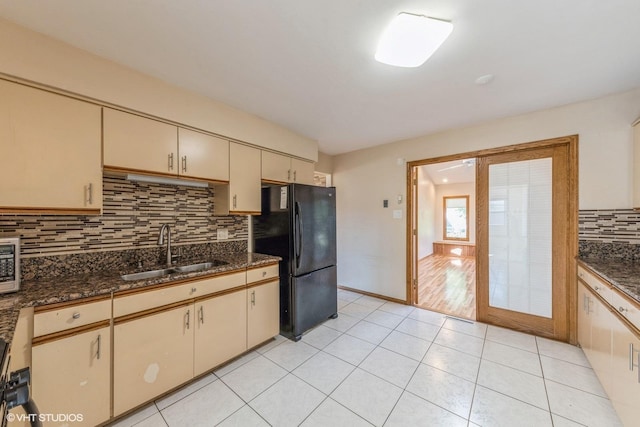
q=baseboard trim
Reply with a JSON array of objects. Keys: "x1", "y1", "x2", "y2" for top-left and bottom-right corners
[{"x1": 337, "y1": 285, "x2": 407, "y2": 305}]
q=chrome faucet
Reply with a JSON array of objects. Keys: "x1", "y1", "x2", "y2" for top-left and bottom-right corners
[{"x1": 158, "y1": 224, "x2": 172, "y2": 266}]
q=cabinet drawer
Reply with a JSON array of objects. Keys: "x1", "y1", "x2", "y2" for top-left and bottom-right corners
[
  {"x1": 34, "y1": 298, "x2": 111, "y2": 337},
  {"x1": 608, "y1": 288, "x2": 640, "y2": 331},
  {"x1": 578, "y1": 266, "x2": 611, "y2": 304},
  {"x1": 247, "y1": 263, "x2": 279, "y2": 284},
  {"x1": 114, "y1": 271, "x2": 246, "y2": 318}
]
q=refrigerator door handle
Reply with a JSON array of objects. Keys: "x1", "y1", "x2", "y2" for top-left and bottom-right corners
[{"x1": 295, "y1": 201, "x2": 303, "y2": 269}]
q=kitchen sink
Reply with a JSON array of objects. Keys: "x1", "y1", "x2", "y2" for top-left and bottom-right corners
[{"x1": 120, "y1": 260, "x2": 228, "y2": 281}]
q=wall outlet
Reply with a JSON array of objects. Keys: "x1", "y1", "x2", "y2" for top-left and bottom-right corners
[
  {"x1": 217, "y1": 229, "x2": 229, "y2": 240},
  {"x1": 393, "y1": 209, "x2": 402, "y2": 219}
]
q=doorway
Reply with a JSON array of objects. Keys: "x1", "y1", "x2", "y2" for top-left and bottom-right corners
[
  {"x1": 413, "y1": 160, "x2": 477, "y2": 319},
  {"x1": 407, "y1": 136, "x2": 578, "y2": 343}
]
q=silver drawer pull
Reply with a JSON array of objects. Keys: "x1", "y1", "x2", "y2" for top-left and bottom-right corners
[
  {"x1": 191, "y1": 287, "x2": 197, "y2": 293},
  {"x1": 262, "y1": 271, "x2": 267, "y2": 277},
  {"x1": 618, "y1": 306, "x2": 628, "y2": 313},
  {"x1": 594, "y1": 286, "x2": 600, "y2": 291},
  {"x1": 72, "y1": 312, "x2": 81, "y2": 320}
]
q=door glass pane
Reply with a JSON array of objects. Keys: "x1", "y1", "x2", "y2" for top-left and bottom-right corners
[{"x1": 488, "y1": 158, "x2": 552, "y2": 318}]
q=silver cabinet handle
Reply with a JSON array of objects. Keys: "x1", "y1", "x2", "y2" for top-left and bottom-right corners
[
  {"x1": 251, "y1": 290, "x2": 256, "y2": 306},
  {"x1": 293, "y1": 170, "x2": 297, "y2": 182},
  {"x1": 594, "y1": 286, "x2": 600, "y2": 291},
  {"x1": 199, "y1": 306, "x2": 204, "y2": 324},
  {"x1": 168, "y1": 153, "x2": 174, "y2": 171},
  {"x1": 72, "y1": 312, "x2": 81, "y2": 320},
  {"x1": 630, "y1": 343, "x2": 640, "y2": 371},
  {"x1": 288, "y1": 169, "x2": 291, "y2": 181},
  {"x1": 262, "y1": 271, "x2": 267, "y2": 277},
  {"x1": 96, "y1": 334, "x2": 101, "y2": 360},
  {"x1": 185, "y1": 309, "x2": 190, "y2": 330},
  {"x1": 618, "y1": 306, "x2": 628, "y2": 313},
  {"x1": 86, "y1": 183, "x2": 93, "y2": 205},
  {"x1": 233, "y1": 195, "x2": 237, "y2": 209},
  {"x1": 182, "y1": 156, "x2": 187, "y2": 173},
  {"x1": 191, "y1": 287, "x2": 197, "y2": 294}
]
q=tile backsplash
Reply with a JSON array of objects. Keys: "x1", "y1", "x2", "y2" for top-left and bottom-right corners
[
  {"x1": 0, "y1": 176, "x2": 248, "y2": 257},
  {"x1": 579, "y1": 209, "x2": 640, "y2": 260}
]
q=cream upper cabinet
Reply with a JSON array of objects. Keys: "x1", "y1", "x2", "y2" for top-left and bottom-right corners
[
  {"x1": 247, "y1": 280, "x2": 280, "y2": 348},
  {"x1": 215, "y1": 142, "x2": 261, "y2": 215},
  {"x1": 194, "y1": 289, "x2": 247, "y2": 376},
  {"x1": 103, "y1": 108, "x2": 178, "y2": 176},
  {"x1": 634, "y1": 120, "x2": 640, "y2": 209},
  {"x1": 262, "y1": 150, "x2": 315, "y2": 185},
  {"x1": 31, "y1": 325, "x2": 111, "y2": 427},
  {"x1": 113, "y1": 303, "x2": 194, "y2": 416},
  {"x1": 0, "y1": 80, "x2": 102, "y2": 213},
  {"x1": 178, "y1": 128, "x2": 229, "y2": 182}
]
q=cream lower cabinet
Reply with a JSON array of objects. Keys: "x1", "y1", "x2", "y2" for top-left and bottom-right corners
[
  {"x1": 31, "y1": 325, "x2": 111, "y2": 427},
  {"x1": 611, "y1": 315, "x2": 640, "y2": 426},
  {"x1": 113, "y1": 303, "x2": 194, "y2": 416},
  {"x1": 247, "y1": 280, "x2": 280, "y2": 348},
  {"x1": 0, "y1": 79, "x2": 102, "y2": 213},
  {"x1": 194, "y1": 289, "x2": 247, "y2": 376}
]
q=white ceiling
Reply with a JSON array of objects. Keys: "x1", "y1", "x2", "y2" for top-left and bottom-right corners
[
  {"x1": 1, "y1": 1, "x2": 640, "y2": 155},
  {"x1": 422, "y1": 159, "x2": 475, "y2": 185}
]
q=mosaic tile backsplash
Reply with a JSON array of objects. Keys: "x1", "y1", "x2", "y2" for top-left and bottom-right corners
[
  {"x1": 0, "y1": 176, "x2": 248, "y2": 257},
  {"x1": 579, "y1": 209, "x2": 640, "y2": 261}
]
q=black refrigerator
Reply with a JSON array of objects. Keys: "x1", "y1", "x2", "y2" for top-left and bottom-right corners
[{"x1": 253, "y1": 184, "x2": 337, "y2": 341}]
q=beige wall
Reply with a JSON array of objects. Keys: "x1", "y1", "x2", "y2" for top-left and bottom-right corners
[
  {"x1": 334, "y1": 88, "x2": 640, "y2": 300},
  {"x1": 315, "y1": 152, "x2": 334, "y2": 174},
  {"x1": 0, "y1": 18, "x2": 317, "y2": 161},
  {"x1": 435, "y1": 182, "x2": 476, "y2": 244},
  {"x1": 417, "y1": 167, "x2": 436, "y2": 259}
]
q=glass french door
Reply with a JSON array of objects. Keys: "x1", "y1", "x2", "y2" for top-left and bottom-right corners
[{"x1": 477, "y1": 143, "x2": 571, "y2": 340}]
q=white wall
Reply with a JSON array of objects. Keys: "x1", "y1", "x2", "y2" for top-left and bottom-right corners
[
  {"x1": 417, "y1": 166, "x2": 436, "y2": 259},
  {"x1": 434, "y1": 182, "x2": 476, "y2": 244},
  {"x1": 334, "y1": 89, "x2": 640, "y2": 300},
  {"x1": 0, "y1": 18, "x2": 318, "y2": 161}
]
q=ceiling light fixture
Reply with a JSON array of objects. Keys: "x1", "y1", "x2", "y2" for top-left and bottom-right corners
[
  {"x1": 375, "y1": 12, "x2": 453, "y2": 68},
  {"x1": 126, "y1": 174, "x2": 209, "y2": 188}
]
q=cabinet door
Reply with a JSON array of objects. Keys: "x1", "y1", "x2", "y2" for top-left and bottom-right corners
[
  {"x1": 633, "y1": 122, "x2": 640, "y2": 209},
  {"x1": 247, "y1": 280, "x2": 280, "y2": 348},
  {"x1": 31, "y1": 325, "x2": 110, "y2": 427},
  {"x1": 589, "y1": 293, "x2": 614, "y2": 392},
  {"x1": 577, "y1": 282, "x2": 592, "y2": 351},
  {"x1": 610, "y1": 315, "x2": 640, "y2": 427},
  {"x1": 0, "y1": 80, "x2": 102, "y2": 212},
  {"x1": 194, "y1": 290, "x2": 247, "y2": 376},
  {"x1": 291, "y1": 158, "x2": 315, "y2": 185},
  {"x1": 262, "y1": 151, "x2": 291, "y2": 183},
  {"x1": 113, "y1": 304, "x2": 194, "y2": 416},
  {"x1": 103, "y1": 108, "x2": 178, "y2": 176},
  {"x1": 178, "y1": 128, "x2": 229, "y2": 182},
  {"x1": 229, "y1": 142, "x2": 261, "y2": 214}
]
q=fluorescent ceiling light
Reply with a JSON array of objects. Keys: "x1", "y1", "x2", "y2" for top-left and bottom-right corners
[
  {"x1": 126, "y1": 174, "x2": 209, "y2": 188},
  {"x1": 375, "y1": 13, "x2": 453, "y2": 68}
]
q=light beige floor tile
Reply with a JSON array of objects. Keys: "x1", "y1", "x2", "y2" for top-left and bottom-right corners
[
  {"x1": 161, "y1": 380, "x2": 243, "y2": 427},
  {"x1": 339, "y1": 302, "x2": 376, "y2": 319},
  {"x1": 254, "y1": 334, "x2": 288, "y2": 355},
  {"x1": 346, "y1": 320, "x2": 392, "y2": 345},
  {"x1": 301, "y1": 398, "x2": 373, "y2": 427},
  {"x1": 441, "y1": 317, "x2": 487, "y2": 339},
  {"x1": 155, "y1": 373, "x2": 216, "y2": 410},
  {"x1": 330, "y1": 369, "x2": 403, "y2": 427},
  {"x1": 406, "y1": 364, "x2": 475, "y2": 419},
  {"x1": 364, "y1": 310, "x2": 404, "y2": 329},
  {"x1": 434, "y1": 328, "x2": 484, "y2": 357},
  {"x1": 249, "y1": 374, "x2": 325, "y2": 427},
  {"x1": 482, "y1": 340, "x2": 542, "y2": 376},
  {"x1": 337, "y1": 299, "x2": 351, "y2": 309},
  {"x1": 220, "y1": 356, "x2": 287, "y2": 401},
  {"x1": 324, "y1": 312, "x2": 360, "y2": 332},
  {"x1": 470, "y1": 385, "x2": 553, "y2": 427},
  {"x1": 359, "y1": 347, "x2": 419, "y2": 388},
  {"x1": 214, "y1": 351, "x2": 260, "y2": 378},
  {"x1": 302, "y1": 325, "x2": 342, "y2": 349},
  {"x1": 323, "y1": 334, "x2": 376, "y2": 365},
  {"x1": 379, "y1": 330, "x2": 432, "y2": 361},
  {"x1": 377, "y1": 302, "x2": 415, "y2": 317},
  {"x1": 396, "y1": 318, "x2": 441, "y2": 341},
  {"x1": 263, "y1": 340, "x2": 318, "y2": 371},
  {"x1": 477, "y1": 360, "x2": 548, "y2": 410},
  {"x1": 536, "y1": 336, "x2": 590, "y2": 367},
  {"x1": 353, "y1": 295, "x2": 386, "y2": 309},
  {"x1": 217, "y1": 405, "x2": 269, "y2": 427},
  {"x1": 337, "y1": 290, "x2": 361, "y2": 302},
  {"x1": 486, "y1": 325, "x2": 538, "y2": 353},
  {"x1": 540, "y1": 355, "x2": 606, "y2": 397},
  {"x1": 134, "y1": 413, "x2": 167, "y2": 427},
  {"x1": 385, "y1": 391, "x2": 467, "y2": 427},
  {"x1": 408, "y1": 308, "x2": 447, "y2": 327},
  {"x1": 107, "y1": 403, "x2": 158, "y2": 427},
  {"x1": 293, "y1": 351, "x2": 355, "y2": 394},
  {"x1": 550, "y1": 414, "x2": 585, "y2": 427},
  {"x1": 422, "y1": 343, "x2": 481, "y2": 382},
  {"x1": 545, "y1": 380, "x2": 622, "y2": 427}
]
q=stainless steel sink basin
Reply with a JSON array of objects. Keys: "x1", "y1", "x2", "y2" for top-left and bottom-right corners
[
  {"x1": 121, "y1": 268, "x2": 176, "y2": 281},
  {"x1": 121, "y1": 260, "x2": 228, "y2": 281}
]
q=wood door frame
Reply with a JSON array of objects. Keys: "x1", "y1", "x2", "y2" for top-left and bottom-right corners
[{"x1": 406, "y1": 135, "x2": 578, "y2": 344}]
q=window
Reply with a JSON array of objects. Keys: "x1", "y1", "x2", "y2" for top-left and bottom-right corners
[{"x1": 443, "y1": 195, "x2": 469, "y2": 241}]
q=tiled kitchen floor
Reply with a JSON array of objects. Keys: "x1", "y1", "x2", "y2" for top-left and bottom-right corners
[{"x1": 108, "y1": 290, "x2": 622, "y2": 427}]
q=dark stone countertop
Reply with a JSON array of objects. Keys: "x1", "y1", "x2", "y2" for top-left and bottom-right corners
[
  {"x1": 578, "y1": 257, "x2": 640, "y2": 303},
  {"x1": 0, "y1": 252, "x2": 280, "y2": 345}
]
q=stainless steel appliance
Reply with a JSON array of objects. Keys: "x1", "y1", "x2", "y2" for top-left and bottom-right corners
[
  {"x1": 253, "y1": 184, "x2": 337, "y2": 341},
  {"x1": 0, "y1": 237, "x2": 19, "y2": 295}
]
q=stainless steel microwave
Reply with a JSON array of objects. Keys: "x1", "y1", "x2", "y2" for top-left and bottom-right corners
[{"x1": 0, "y1": 237, "x2": 19, "y2": 294}]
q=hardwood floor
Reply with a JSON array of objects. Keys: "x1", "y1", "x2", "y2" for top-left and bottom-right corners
[{"x1": 417, "y1": 254, "x2": 476, "y2": 320}]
